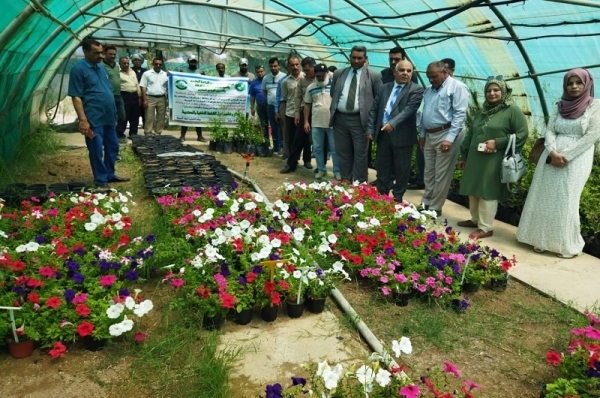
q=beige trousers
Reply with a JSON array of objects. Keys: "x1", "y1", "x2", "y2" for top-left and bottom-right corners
[
  {"x1": 145, "y1": 96, "x2": 167, "y2": 135},
  {"x1": 468, "y1": 196, "x2": 498, "y2": 232}
]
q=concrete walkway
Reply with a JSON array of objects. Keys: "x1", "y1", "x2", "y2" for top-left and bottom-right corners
[{"x1": 56, "y1": 130, "x2": 600, "y2": 313}]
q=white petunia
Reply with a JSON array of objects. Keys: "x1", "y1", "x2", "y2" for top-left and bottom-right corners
[
  {"x1": 192, "y1": 209, "x2": 201, "y2": 217},
  {"x1": 355, "y1": 365, "x2": 375, "y2": 387},
  {"x1": 216, "y1": 191, "x2": 230, "y2": 201},
  {"x1": 375, "y1": 368, "x2": 391, "y2": 387},
  {"x1": 282, "y1": 224, "x2": 292, "y2": 233},
  {"x1": 270, "y1": 238, "x2": 281, "y2": 248},
  {"x1": 24, "y1": 242, "x2": 40, "y2": 252},
  {"x1": 124, "y1": 296, "x2": 136, "y2": 310},
  {"x1": 114, "y1": 221, "x2": 125, "y2": 230},
  {"x1": 244, "y1": 201, "x2": 257, "y2": 211},
  {"x1": 306, "y1": 271, "x2": 317, "y2": 280},
  {"x1": 84, "y1": 222, "x2": 98, "y2": 231},
  {"x1": 327, "y1": 234, "x2": 337, "y2": 244},
  {"x1": 133, "y1": 300, "x2": 153, "y2": 317},
  {"x1": 322, "y1": 367, "x2": 340, "y2": 390},
  {"x1": 90, "y1": 212, "x2": 105, "y2": 225},
  {"x1": 239, "y1": 219, "x2": 251, "y2": 230},
  {"x1": 121, "y1": 206, "x2": 129, "y2": 214},
  {"x1": 111, "y1": 213, "x2": 122, "y2": 222},
  {"x1": 106, "y1": 303, "x2": 124, "y2": 319},
  {"x1": 121, "y1": 318, "x2": 134, "y2": 332},
  {"x1": 109, "y1": 323, "x2": 124, "y2": 336},
  {"x1": 392, "y1": 336, "x2": 413, "y2": 357},
  {"x1": 354, "y1": 202, "x2": 364, "y2": 212}
]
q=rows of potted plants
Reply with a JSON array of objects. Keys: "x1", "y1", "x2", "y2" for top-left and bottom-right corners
[
  {"x1": 156, "y1": 186, "x2": 349, "y2": 327},
  {"x1": 273, "y1": 181, "x2": 515, "y2": 309},
  {"x1": 208, "y1": 111, "x2": 270, "y2": 156},
  {"x1": 0, "y1": 191, "x2": 154, "y2": 358}
]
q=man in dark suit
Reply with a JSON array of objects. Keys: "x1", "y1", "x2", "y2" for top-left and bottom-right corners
[
  {"x1": 330, "y1": 45, "x2": 382, "y2": 183},
  {"x1": 366, "y1": 60, "x2": 424, "y2": 202}
]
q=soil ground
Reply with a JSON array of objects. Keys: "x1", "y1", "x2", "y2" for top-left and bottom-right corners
[{"x1": 0, "y1": 135, "x2": 578, "y2": 397}]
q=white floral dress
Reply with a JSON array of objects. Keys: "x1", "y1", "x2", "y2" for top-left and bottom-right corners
[{"x1": 517, "y1": 99, "x2": 600, "y2": 256}]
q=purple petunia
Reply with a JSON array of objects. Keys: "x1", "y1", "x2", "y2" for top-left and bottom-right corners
[
  {"x1": 221, "y1": 262, "x2": 231, "y2": 277},
  {"x1": 72, "y1": 273, "x2": 85, "y2": 284},
  {"x1": 35, "y1": 235, "x2": 45, "y2": 244},
  {"x1": 265, "y1": 383, "x2": 283, "y2": 398},
  {"x1": 73, "y1": 247, "x2": 86, "y2": 257},
  {"x1": 66, "y1": 259, "x2": 80, "y2": 272},
  {"x1": 252, "y1": 265, "x2": 263, "y2": 274},
  {"x1": 125, "y1": 270, "x2": 139, "y2": 281},
  {"x1": 291, "y1": 377, "x2": 306, "y2": 386},
  {"x1": 238, "y1": 276, "x2": 247, "y2": 286},
  {"x1": 119, "y1": 288, "x2": 130, "y2": 297},
  {"x1": 146, "y1": 234, "x2": 156, "y2": 242},
  {"x1": 64, "y1": 289, "x2": 76, "y2": 303}
]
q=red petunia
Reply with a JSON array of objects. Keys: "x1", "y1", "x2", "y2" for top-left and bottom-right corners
[
  {"x1": 546, "y1": 350, "x2": 562, "y2": 366},
  {"x1": 270, "y1": 292, "x2": 281, "y2": 306},
  {"x1": 264, "y1": 281, "x2": 276, "y2": 293},
  {"x1": 46, "y1": 296, "x2": 61, "y2": 309},
  {"x1": 49, "y1": 342, "x2": 67, "y2": 359},
  {"x1": 76, "y1": 304, "x2": 90, "y2": 317},
  {"x1": 246, "y1": 272, "x2": 257, "y2": 283},
  {"x1": 134, "y1": 332, "x2": 148, "y2": 343},
  {"x1": 76, "y1": 321, "x2": 95, "y2": 337},
  {"x1": 220, "y1": 294, "x2": 236, "y2": 309},
  {"x1": 119, "y1": 234, "x2": 130, "y2": 246},
  {"x1": 351, "y1": 255, "x2": 363, "y2": 265},
  {"x1": 27, "y1": 292, "x2": 40, "y2": 304},
  {"x1": 9, "y1": 260, "x2": 26, "y2": 272},
  {"x1": 278, "y1": 280, "x2": 290, "y2": 291}
]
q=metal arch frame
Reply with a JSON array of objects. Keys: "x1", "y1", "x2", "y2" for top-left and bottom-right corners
[
  {"x1": 0, "y1": 0, "x2": 48, "y2": 50},
  {"x1": 486, "y1": 1, "x2": 549, "y2": 119},
  {"x1": 31, "y1": 0, "x2": 293, "y2": 114}
]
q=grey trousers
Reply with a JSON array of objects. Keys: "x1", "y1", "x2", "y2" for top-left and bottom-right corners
[
  {"x1": 421, "y1": 128, "x2": 465, "y2": 212},
  {"x1": 332, "y1": 113, "x2": 368, "y2": 183}
]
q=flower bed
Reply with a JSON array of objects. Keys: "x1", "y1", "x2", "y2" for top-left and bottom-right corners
[
  {"x1": 274, "y1": 181, "x2": 515, "y2": 306},
  {"x1": 0, "y1": 191, "x2": 154, "y2": 356}
]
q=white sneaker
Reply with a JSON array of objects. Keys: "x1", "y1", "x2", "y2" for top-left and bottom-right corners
[
  {"x1": 315, "y1": 171, "x2": 326, "y2": 179},
  {"x1": 334, "y1": 172, "x2": 342, "y2": 181}
]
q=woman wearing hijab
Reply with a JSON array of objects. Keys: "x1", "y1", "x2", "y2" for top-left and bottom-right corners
[
  {"x1": 517, "y1": 69, "x2": 600, "y2": 258},
  {"x1": 457, "y1": 77, "x2": 529, "y2": 240}
]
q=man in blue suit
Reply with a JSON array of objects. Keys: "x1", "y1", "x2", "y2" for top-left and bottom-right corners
[{"x1": 366, "y1": 60, "x2": 424, "y2": 202}]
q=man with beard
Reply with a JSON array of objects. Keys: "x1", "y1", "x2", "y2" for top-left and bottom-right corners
[
  {"x1": 216, "y1": 63, "x2": 228, "y2": 78},
  {"x1": 303, "y1": 64, "x2": 340, "y2": 180},
  {"x1": 232, "y1": 58, "x2": 255, "y2": 82},
  {"x1": 178, "y1": 55, "x2": 206, "y2": 142}
]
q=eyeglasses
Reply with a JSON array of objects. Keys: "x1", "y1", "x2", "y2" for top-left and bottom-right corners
[{"x1": 487, "y1": 75, "x2": 504, "y2": 81}]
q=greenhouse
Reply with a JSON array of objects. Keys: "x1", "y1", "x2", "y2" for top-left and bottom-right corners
[{"x1": 2, "y1": 0, "x2": 600, "y2": 158}]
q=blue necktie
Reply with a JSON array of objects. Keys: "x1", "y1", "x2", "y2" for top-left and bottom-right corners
[{"x1": 383, "y1": 85, "x2": 402, "y2": 124}]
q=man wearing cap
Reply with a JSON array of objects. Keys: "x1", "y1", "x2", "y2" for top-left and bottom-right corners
[
  {"x1": 68, "y1": 37, "x2": 130, "y2": 191},
  {"x1": 418, "y1": 61, "x2": 470, "y2": 216},
  {"x1": 178, "y1": 55, "x2": 206, "y2": 142},
  {"x1": 330, "y1": 45, "x2": 382, "y2": 183},
  {"x1": 303, "y1": 63, "x2": 340, "y2": 180},
  {"x1": 250, "y1": 65, "x2": 269, "y2": 146},
  {"x1": 140, "y1": 58, "x2": 168, "y2": 136},
  {"x1": 102, "y1": 45, "x2": 127, "y2": 144},
  {"x1": 131, "y1": 54, "x2": 147, "y2": 129},
  {"x1": 366, "y1": 60, "x2": 423, "y2": 202},
  {"x1": 232, "y1": 58, "x2": 255, "y2": 82},
  {"x1": 118, "y1": 56, "x2": 141, "y2": 138}
]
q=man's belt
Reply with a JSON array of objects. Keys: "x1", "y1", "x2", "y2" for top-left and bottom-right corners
[
  {"x1": 425, "y1": 123, "x2": 451, "y2": 134},
  {"x1": 148, "y1": 94, "x2": 165, "y2": 98},
  {"x1": 121, "y1": 91, "x2": 138, "y2": 94}
]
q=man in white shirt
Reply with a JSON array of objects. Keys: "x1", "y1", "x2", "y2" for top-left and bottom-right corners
[
  {"x1": 118, "y1": 56, "x2": 141, "y2": 138},
  {"x1": 262, "y1": 57, "x2": 287, "y2": 154},
  {"x1": 419, "y1": 61, "x2": 470, "y2": 216},
  {"x1": 140, "y1": 58, "x2": 168, "y2": 135}
]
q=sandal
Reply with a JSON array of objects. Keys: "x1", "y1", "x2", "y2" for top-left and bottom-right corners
[
  {"x1": 468, "y1": 229, "x2": 494, "y2": 240},
  {"x1": 533, "y1": 247, "x2": 545, "y2": 253},
  {"x1": 457, "y1": 220, "x2": 478, "y2": 228},
  {"x1": 556, "y1": 253, "x2": 576, "y2": 259}
]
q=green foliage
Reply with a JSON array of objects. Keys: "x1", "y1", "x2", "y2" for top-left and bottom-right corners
[
  {"x1": 233, "y1": 111, "x2": 264, "y2": 145},
  {"x1": 207, "y1": 113, "x2": 231, "y2": 142}
]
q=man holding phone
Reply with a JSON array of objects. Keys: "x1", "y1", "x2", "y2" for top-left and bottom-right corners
[{"x1": 69, "y1": 37, "x2": 130, "y2": 191}]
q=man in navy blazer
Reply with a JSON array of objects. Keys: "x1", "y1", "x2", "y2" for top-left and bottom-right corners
[
  {"x1": 366, "y1": 60, "x2": 424, "y2": 202},
  {"x1": 329, "y1": 45, "x2": 382, "y2": 183}
]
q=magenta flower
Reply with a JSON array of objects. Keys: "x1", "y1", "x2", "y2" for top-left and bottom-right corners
[
  {"x1": 100, "y1": 275, "x2": 117, "y2": 287},
  {"x1": 171, "y1": 278, "x2": 184, "y2": 287},
  {"x1": 72, "y1": 293, "x2": 88, "y2": 304},
  {"x1": 442, "y1": 361, "x2": 461, "y2": 378},
  {"x1": 399, "y1": 385, "x2": 420, "y2": 398},
  {"x1": 584, "y1": 325, "x2": 600, "y2": 340},
  {"x1": 465, "y1": 380, "x2": 482, "y2": 390}
]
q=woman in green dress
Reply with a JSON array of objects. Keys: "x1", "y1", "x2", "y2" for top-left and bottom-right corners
[{"x1": 457, "y1": 77, "x2": 529, "y2": 240}]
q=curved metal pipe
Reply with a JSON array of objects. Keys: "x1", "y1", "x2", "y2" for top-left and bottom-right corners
[
  {"x1": 0, "y1": 0, "x2": 45, "y2": 51},
  {"x1": 487, "y1": 1, "x2": 549, "y2": 119}
]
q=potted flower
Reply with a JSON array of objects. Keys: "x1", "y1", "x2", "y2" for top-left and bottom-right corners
[
  {"x1": 227, "y1": 269, "x2": 259, "y2": 325},
  {"x1": 254, "y1": 265, "x2": 290, "y2": 322},
  {"x1": 207, "y1": 113, "x2": 231, "y2": 152},
  {"x1": 487, "y1": 251, "x2": 516, "y2": 291},
  {"x1": 281, "y1": 262, "x2": 310, "y2": 319},
  {"x1": 2, "y1": 305, "x2": 41, "y2": 359},
  {"x1": 306, "y1": 261, "x2": 350, "y2": 314}
]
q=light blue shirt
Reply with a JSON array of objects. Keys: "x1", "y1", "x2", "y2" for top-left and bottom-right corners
[
  {"x1": 419, "y1": 76, "x2": 470, "y2": 142},
  {"x1": 261, "y1": 72, "x2": 287, "y2": 105},
  {"x1": 337, "y1": 67, "x2": 364, "y2": 113},
  {"x1": 382, "y1": 83, "x2": 404, "y2": 124},
  {"x1": 274, "y1": 75, "x2": 287, "y2": 111}
]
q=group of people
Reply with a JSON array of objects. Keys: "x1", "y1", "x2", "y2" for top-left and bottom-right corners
[{"x1": 69, "y1": 37, "x2": 599, "y2": 259}]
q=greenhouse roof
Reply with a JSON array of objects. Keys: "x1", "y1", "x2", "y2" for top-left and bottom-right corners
[{"x1": 1, "y1": 0, "x2": 600, "y2": 159}]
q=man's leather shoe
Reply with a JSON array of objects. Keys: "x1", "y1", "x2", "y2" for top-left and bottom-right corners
[
  {"x1": 457, "y1": 220, "x2": 478, "y2": 228},
  {"x1": 468, "y1": 229, "x2": 493, "y2": 240},
  {"x1": 279, "y1": 165, "x2": 296, "y2": 174},
  {"x1": 197, "y1": 136, "x2": 207, "y2": 142},
  {"x1": 94, "y1": 185, "x2": 112, "y2": 192},
  {"x1": 108, "y1": 176, "x2": 130, "y2": 183},
  {"x1": 407, "y1": 183, "x2": 425, "y2": 190},
  {"x1": 370, "y1": 179, "x2": 379, "y2": 186}
]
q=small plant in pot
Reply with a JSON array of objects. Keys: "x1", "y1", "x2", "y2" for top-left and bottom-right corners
[
  {"x1": 227, "y1": 270, "x2": 258, "y2": 325},
  {"x1": 207, "y1": 113, "x2": 230, "y2": 152},
  {"x1": 487, "y1": 253, "x2": 517, "y2": 291}
]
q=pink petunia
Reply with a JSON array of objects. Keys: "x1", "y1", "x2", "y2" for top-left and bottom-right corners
[
  {"x1": 584, "y1": 326, "x2": 600, "y2": 340},
  {"x1": 99, "y1": 275, "x2": 117, "y2": 287},
  {"x1": 395, "y1": 273, "x2": 407, "y2": 283},
  {"x1": 399, "y1": 385, "x2": 420, "y2": 398},
  {"x1": 72, "y1": 293, "x2": 88, "y2": 304},
  {"x1": 134, "y1": 332, "x2": 148, "y2": 343},
  {"x1": 442, "y1": 361, "x2": 461, "y2": 377},
  {"x1": 381, "y1": 286, "x2": 391, "y2": 296},
  {"x1": 465, "y1": 380, "x2": 482, "y2": 390},
  {"x1": 171, "y1": 278, "x2": 184, "y2": 288},
  {"x1": 585, "y1": 310, "x2": 600, "y2": 326}
]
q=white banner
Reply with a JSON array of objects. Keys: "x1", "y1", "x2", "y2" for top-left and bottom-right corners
[{"x1": 168, "y1": 72, "x2": 249, "y2": 127}]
